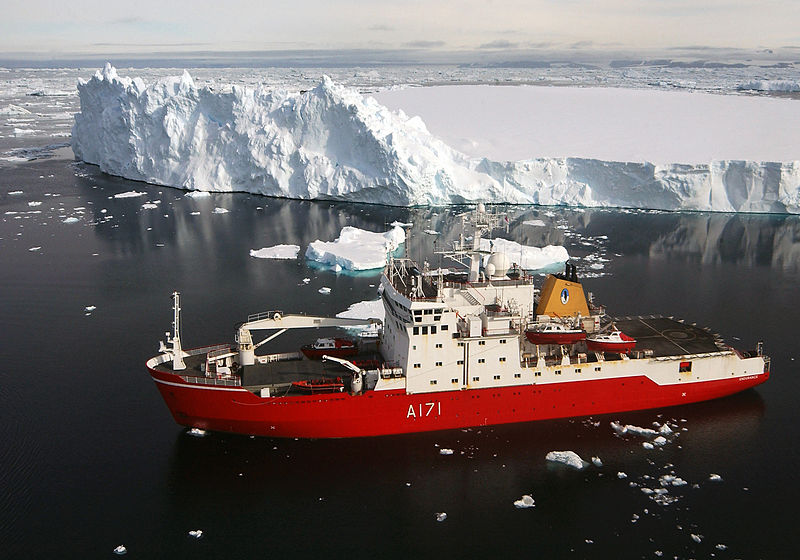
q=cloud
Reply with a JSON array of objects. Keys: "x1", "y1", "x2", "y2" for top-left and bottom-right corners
[
  {"x1": 479, "y1": 40, "x2": 518, "y2": 49},
  {"x1": 402, "y1": 40, "x2": 445, "y2": 48}
]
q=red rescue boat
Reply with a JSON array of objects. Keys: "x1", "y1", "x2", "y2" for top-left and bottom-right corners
[
  {"x1": 525, "y1": 322, "x2": 586, "y2": 345},
  {"x1": 292, "y1": 377, "x2": 345, "y2": 393},
  {"x1": 301, "y1": 337, "x2": 358, "y2": 360},
  {"x1": 586, "y1": 330, "x2": 637, "y2": 354}
]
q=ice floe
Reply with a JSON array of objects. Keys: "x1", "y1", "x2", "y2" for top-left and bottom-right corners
[
  {"x1": 113, "y1": 190, "x2": 145, "y2": 198},
  {"x1": 188, "y1": 530, "x2": 203, "y2": 539},
  {"x1": 439, "y1": 448, "x2": 454, "y2": 455},
  {"x1": 545, "y1": 450, "x2": 587, "y2": 469},
  {"x1": 187, "y1": 428, "x2": 207, "y2": 437},
  {"x1": 336, "y1": 299, "x2": 384, "y2": 322},
  {"x1": 212, "y1": 207, "x2": 229, "y2": 214},
  {"x1": 184, "y1": 190, "x2": 211, "y2": 198},
  {"x1": 318, "y1": 287, "x2": 331, "y2": 295},
  {"x1": 249, "y1": 245, "x2": 301, "y2": 260},
  {"x1": 435, "y1": 512, "x2": 447, "y2": 522},
  {"x1": 709, "y1": 473, "x2": 723, "y2": 482},
  {"x1": 305, "y1": 226, "x2": 405, "y2": 271},
  {"x1": 84, "y1": 306, "x2": 96, "y2": 312},
  {"x1": 513, "y1": 495, "x2": 535, "y2": 509},
  {"x1": 113, "y1": 545, "x2": 127, "y2": 555}
]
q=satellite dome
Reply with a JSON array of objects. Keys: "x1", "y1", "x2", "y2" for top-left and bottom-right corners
[{"x1": 486, "y1": 252, "x2": 511, "y2": 278}]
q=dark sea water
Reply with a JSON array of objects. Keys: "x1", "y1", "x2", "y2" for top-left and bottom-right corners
[{"x1": 1, "y1": 157, "x2": 798, "y2": 559}]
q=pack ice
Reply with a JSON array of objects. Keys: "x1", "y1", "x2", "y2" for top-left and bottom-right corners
[{"x1": 72, "y1": 64, "x2": 800, "y2": 213}]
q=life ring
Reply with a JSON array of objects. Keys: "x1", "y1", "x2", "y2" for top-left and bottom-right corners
[{"x1": 273, "y1": 312, "x2": 282, "y2": 321}]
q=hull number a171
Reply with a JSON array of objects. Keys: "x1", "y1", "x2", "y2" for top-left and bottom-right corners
[{"x1": 407, "y1": 402, "x2": 442, "y2": 418}]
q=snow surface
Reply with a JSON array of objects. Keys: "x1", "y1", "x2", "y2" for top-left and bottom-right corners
[
  {"x1": 305, "y1": 226, "x2": 405, "y2": 271},
  {"x1": 72, "y1": 65, "x2": 800, "y2": 213},
  {"x1": 545, "y1": 450, "x2": 587, "y2": 469},
  {"x1": 249, "y1": 244, "x2": 300, "y2": 260}
]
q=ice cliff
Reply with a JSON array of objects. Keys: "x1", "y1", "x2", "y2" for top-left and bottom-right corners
[{"x1": 72, "y1": 64, "x2": 800, "y2": 213}]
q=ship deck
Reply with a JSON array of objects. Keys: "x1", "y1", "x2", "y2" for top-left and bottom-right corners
[
  {"x1": 610, "y1": 316, "x2": 726, "y2": 357},
  {"x1": 153, "y1": 340, "x2": 383, "y2": 395}
]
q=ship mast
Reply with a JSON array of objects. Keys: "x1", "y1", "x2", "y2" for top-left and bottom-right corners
[{"x1": 169, "y1": 291, "x2": 186, "y2": 370}]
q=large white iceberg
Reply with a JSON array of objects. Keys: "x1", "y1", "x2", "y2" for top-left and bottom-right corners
[
  {"x1": 72, "y1": 65, "x2": 800, "y2": 213},
  {"x1": 480, "y1": 238, "x2": 569, "y2": 270},
  {"x1": 305, "y1": 225, "x2": 405, "y2": 271}
]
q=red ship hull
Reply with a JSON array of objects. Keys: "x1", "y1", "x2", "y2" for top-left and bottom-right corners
[{"x1": 147, "y1": 363, "x2": 769, "y2": 439}]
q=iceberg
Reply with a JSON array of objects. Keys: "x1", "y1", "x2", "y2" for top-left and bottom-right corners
[
  {"x1": 249, "y1": 244, "x2": 300, "y2": 260},
  {"x1": 480, "y1": 238, "x2": 569, "y2": 270},
  {"x1": 545, "y1": 450, "x2": 587, "y2": 469},
  {"x1": 305, "y1": 226, "x2": 405, "y2": 271},
  {"x1": 72, "y1": 65, "x2": 800, "y2": 213}
]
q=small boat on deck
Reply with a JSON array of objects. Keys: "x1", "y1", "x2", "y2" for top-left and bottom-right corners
[
  {"x1": 525, "y1": 322, "x2": 586, "y2": 345},
  {"x1": 292, "y1": 377, "x2": 345, "y2": 393},
  {"x1": 301, "y1": 337, "x2": 358, "y2": 360},
  {"x1": 586, "y1": 330, "x2": 637, "y2": 354}
]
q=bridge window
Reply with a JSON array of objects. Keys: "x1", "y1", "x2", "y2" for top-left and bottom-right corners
[
  {"x1": 441, "y1": 324, "x2": 449, "y2": 331},
  {"x1": 493, "y1": 375, "x2": 501, "y2": 380},
  {"x1": 413, "y1": 326, "x2": 419, "y2": 335},
  {"x1": 500, "y1": 339, "x2": 507, "y2": 344},
  {"x1": 478, "y1": 341, "x2": 486, "y2": 346},
  {"x1": 499, "y1": 357, "x2": 506, "y2": 362},
  {"x1": 478, "y1": 358, "x2": 485, "y2": 364},
  {"x1": 472, "y1": 376, "x2": 480, "y2": 382},
  {"x1": 451, "y1": 378, "x2": 458, "y2": 384},
  {"x1": 422, "y1": 326, "x2": 428, "y2": 335},
  {"x1": 457, "y1": 360, "x2": 464, "y2": 365},
  {"x1": 514, "y1": 373, "x2": 521, "y2": 379},
  {"x1": 431, "y1": 326, "x2": 437, "y2": 334},
  {"x1": 424, "y1": 309, "x2": 433, "y2": 315},
  {"x1": 435, "y1": 343, "x2": 442, "y2": 348},
  {"x1": 413, "y1": 363, "x2": 421, "y2": 369},
  {"x1": 430, "y1": 380, "x2": 437, "y2": 385},
  {"x1": 436, "y1": 362, "x2": 442, "y2": 367}
]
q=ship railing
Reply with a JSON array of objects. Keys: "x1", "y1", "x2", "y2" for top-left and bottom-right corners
[
  {"x1": 246, "y1": 310, "x2": 285, "y2": 323},
  {"x1": 255, "y1": 351, "x2": 303, "y2": 364},
  {"x1": 207, "y1": 346, "x2": 233, "y2": 361},
  {"x1": 180, "y1": 375, "x2": 241, "y2": 387}
]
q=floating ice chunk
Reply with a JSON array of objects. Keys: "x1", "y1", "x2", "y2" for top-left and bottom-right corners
[
  {"x1": 522, "y1": 219, "x2": 546, "y2": 227},
  {"x1": 439, "y1": 448, "x2": 454, "y2": 455},
  {"x1": 141, "y1": 203, "x2": 158, "y2": 209},
  {"x1": 28, "y1": 246, "x2": 41, "y2": 252},
  {"x1": 190, "y1": 211, "x2": 201, "y2": 215},
  {"x1": 390, "y1": 221, "x2": 413, "y2": 227},
  {"x1": 249, "y1": 245, "x2": 300, "y2": 260},
  {"x1": 652, "y1": 436, "x2": 667, "y2": 446},
  {"x1": 690, "y1": 534, "x2": 703, "y2": 543},
  {"x1": 114, "y1": 190, "x2": 146, "y2": 198},
  {"x1": 513, "y1": 494, "x2": 535, "y2": 509},
  {"x1": 185, "y1": 190, "x2": 211, "y2": 198},
  {"x1": 591, "y1": 456, "x2": 603, "y2": 467},
  {"x1": 659, "y1": 475, "x2": 687, "y2": 487},
  {"x1": 709, "y1": 473, "x2": 723, "y2": 482},
  {"x1": 302, "y1": 278, "x2": 311, "y2": 284},
  {"x1": 188, "y1": 428, "x2": 207, "y2": 437},
  {"x1": 715, "y1": 544, "x2": 727, "y2": 550},
  {"x1": 480, "y1": 238, "x2": 569, "y2": 271},
  {"x1": 642, "y1": 442, "x2": 655, "y2": 450},
  {"x1": 617, "y1": 472, "x2": 627, "y2": 479},
  {"x1": 423, "y1": 229, "x2": 439, "y2": 235},
  {"x1": 0, "y1": 104, "x2": 32, "y2": 116},
  {"x1": 306, "y1": 226, "x2": 405, "y2": 271},
  {"x1": 188, "y1": 530, "x2": 203, "y2": 539},
  {"x1": 318, "y1": 287, "x2": 331, "y2": 295},
  {"x1": 658, "y1": 424, "x2": 673, "y2": 435},
  {"x1": 85, "y1": 306, "x2": 96, "y2": 312},
  {"x1": 28, "y1": 201, "x2": 42, "y2": 207},
  {"x1": 8, "y1": 190, "x2": 24, "y2": 195},
  {"x1": 435, "y1": 512, "x2": 447, "y2": 522},
  {"x1": 611, "y1": 421, "x2": 658, "y2": 437},
  {"x1": 336, "y1": 299, "x2": 385, "y2": 323},
  {"x1": 545, "y1": 450, "x2": 587, "y2": 469},
  {"x1": 113, "y1": 545, "x2": 127, "y2": 555},
  {"x1": 212, "y1": 207, "x2": 229, "y2": 214}
]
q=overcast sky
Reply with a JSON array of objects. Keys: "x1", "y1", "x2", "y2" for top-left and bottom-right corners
[{"x1": 2, "y1": 0, "x2": 799, "y2": 57}]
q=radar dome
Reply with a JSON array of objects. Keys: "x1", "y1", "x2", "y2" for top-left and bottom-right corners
[{"x1": 486, "y1": 252, "x2": 511, "y2": 278}]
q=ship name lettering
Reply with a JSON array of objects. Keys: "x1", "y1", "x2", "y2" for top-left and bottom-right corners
[{"x1": 406, "y1": 402, "x2": 441, "y2": 419}]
